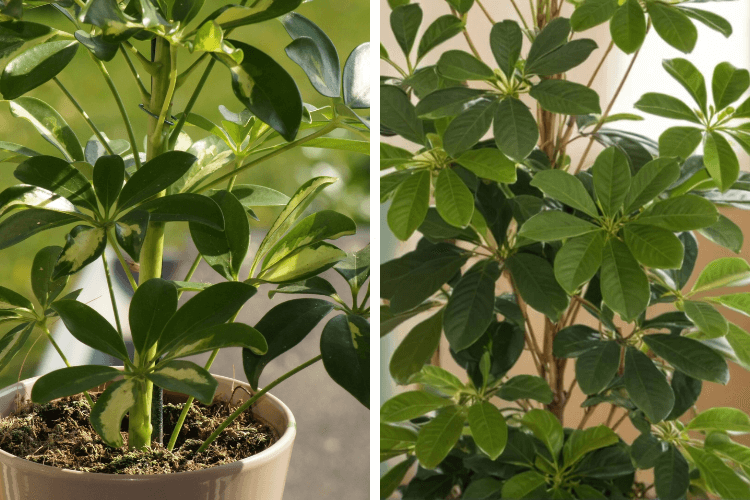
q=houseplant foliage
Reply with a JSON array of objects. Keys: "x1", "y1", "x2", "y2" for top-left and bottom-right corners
[
  {"x1": 380, "y1": 0, "x2": 750, "y2": 498},
  {"x1": 0, "y1": 0, "x2": 370, "y2": 458}
]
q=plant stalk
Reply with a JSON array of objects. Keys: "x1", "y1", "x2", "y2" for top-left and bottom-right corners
[{"x1": 53, "y1": 77, "x2": 115, "y2": 156}]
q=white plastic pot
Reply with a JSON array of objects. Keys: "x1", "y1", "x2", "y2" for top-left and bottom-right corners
[{"x1": 0, "y1": 372, "x2": 296, "y2": 500}]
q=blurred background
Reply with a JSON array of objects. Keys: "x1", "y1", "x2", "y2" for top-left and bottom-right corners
[
  {"x1": 0, "y1": 1, "x2": 370, "y2": 498},
  {"x1": 380, "y1": 0, "x2": 750, "y2": 493}
]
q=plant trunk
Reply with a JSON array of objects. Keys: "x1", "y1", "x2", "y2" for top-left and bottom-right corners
[{"x1": 128, "y1": 37, "x2": 172, "y2": 450}]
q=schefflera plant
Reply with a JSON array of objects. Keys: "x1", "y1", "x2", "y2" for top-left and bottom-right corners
[
  {"x1": 0, "y1": 0, "x2": 369, "y2": 453},
  {"x1": 381, "y1": 0, "x2": 750, "y2": 499}
]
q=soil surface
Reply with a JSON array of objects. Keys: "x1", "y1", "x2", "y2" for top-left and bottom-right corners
[{"x1": 0, "y1": 392, "x2": 277, "y2": 474}]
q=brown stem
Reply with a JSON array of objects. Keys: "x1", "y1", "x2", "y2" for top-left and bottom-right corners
[{"x1": 612, "y1": 411, "x2": 629, "y2": 431}]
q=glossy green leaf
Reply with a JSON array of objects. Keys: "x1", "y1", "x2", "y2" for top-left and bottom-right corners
[
  {"x1": 14, "y1": 156, "x2": 97, "y2": 213},
  {"x1": 90, "y1": 378, "x2": 136, "y2": 448},
  {"x1": 563, "y1": 425, "x2": 619, "y2": 467},
  {"x1": 387, "y1": 170, "x2": 430, "y2": 241},
  {"x1": 129, "y1": 278, "x2": 177, "y2": 355},
  {"x1": 624, "y1": 224, "x2": 683, "y2": 269},
  {"x1": 709, "y1": 293, "x2": 750, "y2": 317},
  {"x1": 0, "y1": 40, "x2": 77, "y2": 100},
  {"x1": 526, "y1": 17, "x2": 570, "y2": 67},
  {"x1": 571, "y1": 0, "x2": 617, "y2": 31},
  {"x1": 646, "y1": 1, "x2": 697, "y2": 53},
  {"x1": 92, "y1": 155, "x2": 124, "y2": 212},
  {"x1": 52, "y1": 299, "x2": 129, "y2": 361},
  {"x1": 31, "y1": 365, "x2": 121, "y2": 404},
  {"x1": 230, "y1": 184, "x2": 289, "y2": 208},
  {"x1": 553, "y1": 325, "x2": 601, "y2": 358},
  {"x1": 443, "y1": 99, "x2": 497, "y2": 157},
  {"x1": 166, "y1": 322, "x2": 267, "y2": 362},
  {"x1": 434, "y1": 168, "x2": 474, "y2": 228},
  {"x1": 659, "y1": 126, "x2": 702, "y2": 160},
  {"x1": 713, "y1": 62, "x2": 749, "y2": 111},
  {"x1": 114, "y1": 209, "x2": 148, "y2": 262},
  {"x1": 30, "y1": 245, "x2": 67, "y2": 307},
  {"x1": 494, "y1": 97, "x2": 538, "y2": 162},
  {"x1": 631, "y1": 433, "x2": 667, "y2": 469},
  {"x1": 576, "y1": 341, "x2": 620, "y2": 394},
  {"x1": 172, "y1": 0, "x2": 205, "y2": 24},
  {"x1": 117, "y1": 151, "x2": 197, "y2": 212},
  {"x1": 497, "y1": 374, "x2": 553, "y2": 404},
  {"x1": 243, "y1": 298, "x2": 333, "y2": 389},
  {"x1": 530, "y1": 169, "x2": 598, "y2": 217},
  {"x1": 688, "y1": 407, "x2": 750, "y2": 434},
  {"x1": 679, "y1": 7, "x2": 732, "y2": 37},
  {"x1": 501, "y1": 471, "x2": 546, "y2": 499},
  {"x1": 699, "y1": 214, "x2": 743, "y2": 254},
  {"x1": 703, "y1": 131, "x2": 739, "y2": 192},
  {"x1": 507, "y1": 252, "x2": 569, "y2": 321},
  {"x1": 321, "y1": 315, "x2": 369, "y2": 407},
  {"x1": 390, "y1": 3, "x2": 422, "y2": 56},
  {"x1": 51, "y1": 225, "x2": 106, "y2": 279},
  {"x1": 525, "y1": 39, "x2": 598, "y2": 77},
  {"x1": 381, "y1": 85, "x2": 424, "y2": 144},
  {"x1": 530, "y1": 79, "x2": 601, "y2": 115},
  {"x1": 667, "y1": 370, "x2": 702, "y2": 420},
  {"x1": 601, "y1": 238, "x2": 649, "y2": 321},
  {"x1": 381, "y1": 390, "x2": 452, "y2": 423},
  {"x1": 443, "y1": 260, "x2": 501, "y2": 351},
  {"x1": 416, "y1": 406, "x2": 466, "y2": 469},
  {"x1": 0, "y1": 209, "x2": 78, "y2": 250},
  {"x1": 437, "y1": 50, "x2": 494, "y2": 81},
  {"x1": 554, "y1": 230, "x2": 605, "y2": 293},
  {"x1": 188, "y1": 21, "x2": 242, "y2": 64},
  {"x1": 468, "y1": 401, "x2": 507, "y2": 460},
  {"x1": 381, "y1": 422, "x2": 418, "y2": 451},
  {"x1": 634, "y1": 92, "x2": 700, "y2": 123},
  {"x1": 411, "y1": 365, "x2": 465, "y2": 396},
  {"x1": 663, "y1": 58, "x2": 707, "y2": 112},
  {"x1": 654, "y1": 444, "x2": 690, "y2": 500},
  {"x1": 415, "y1": 87, "x2": 488, "y2": 120},
  {"x1": 0, "y1": 21, "x2": 54, "y2": 59},
  {"x1": 9, "y1": 97, "x2": 83, "y2": 162},
  {"x1": 343, "y1": 42, "x2": 370, "y2": 109},
  {"x1": 685, "y1": 445, "x2": 750, "y2": 499},
  {"x1": 389, "y1": 309, "x2": 443, "y2": 384},
  {"x1": 521, "y1": 409, "x2": 563, "y2": 456},
  {"x1": 592, "y1": 146, "x2": 631, "y2": 216},
  {"x1": 637, "y1": 194, "x2": 718, "y2": 231},
  {"x1": 623, "y1": 157, "x2": 680, "y2": 213},
  {"x1": 0, "y1": 185, "x2": 81, "y2": 217},
  {"x1": 0, "y1": 285, "x2": 32, "y2": 311},
  {"x1": 518, "y1": 211, "x2": 600, "y2": 241},
  {"x1": 624, "y1": 347, "x2": 674, "y2": 422},
  {"x1": 417, "y1": 15, "x2": 463, "y2": 60},
  {"x1": 380, "y1": 458, "x2": 416, "y2": 498},
  {"x1": 705, "y1": 432, "x2": 750, "y2": 469},
  {"x1": 281, "y1": 13, "x2": 340, "y2": 98},
  {"x1": 692, "y1": 257, "x2": 750, "y2": 293},
  {"x1": 257, "y1": 241, "x2": 345, "y2": 284},
  {"x1": 135, "y1": 193, "x2": 224, "y2": 230},
  {"x1": 147, "y1": 360, "x2": 218, "y2": 405},
  {"x1": 200, "y1": 0, "x2": 302, "y2": 30},
  {"x1": 490, "y1": 20, "x2": 522, "y2": 78},
  {"x1": 645, "y1": 333, "x2": 728, "y2": 383},
  {"x1": 0, "y1": 322, "x2": 33, "y2": 373},
  {"x1": 610, "y1": 0, "x2": 646, "y2": 54}
]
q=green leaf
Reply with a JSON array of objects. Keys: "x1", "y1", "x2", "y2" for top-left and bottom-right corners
[
  {"x1": 679, "y1": 7, "x2": 732, "y2": 38},
  {"x1": 418, "y1": 15, "x2": 463, "y2": 60},
  {"x1": 553, "y1": 325, "x2": 600, "y2": 358},
  {"x1": 554, "y1": 231, "x2": 605, "y2": 294},
  {"x1": 663, "y1": 58, "x2": 707, "y2": 112},
  {"x1": 93, "y1": 155, "x2": 124, "y2": 212},
  {"x1": 189, "y1": 191, "x2": 249, "y2": 280},
  {"x1": 645, "y1": 333, "x2": 728, "y2": 383},
  {"x1": 389, "y1": 309, "x2": 444, "y2": 384},
  {"x1": 381, "y1": 85, "x2": 424, "y2": 145},
  {"x1": 490, "y1": 20, "x2": 522, "y2": 78},
  {"x1": 525, "y1": 39, "x2": 598, "y2": 77},
  {"x1": 563, "y1": 425, "x2": 619, "y2": 467},
  {"x1": 381, "y1": 422, "x2": 418, "y2": 451},
  {"x1": 713, "y1": 62, "x2": 749, "y2": 111},
  {"x1": 521, "y1": 409, "x2": 563, "y2": 456},
  {"x1": 74, "y1": 30, "x2": 119, "y2": 61},
  {"x1": 646, "y1": 1, "x2": 697, "y2": 53},
  {"x1": 435, "y1": 168, "x2": 474, "y2": 228},
  {"x1": 0, "y1": 285, "x2": 32, "y2": 312},
  {"x1": 709, "y1": 293, "x2": 750, "y2": 318},
  {"x1": 443, "y1": 260, "x2": 501, "y2": 351},
  {"x1": 667, "y1": 370, "x2": 702, "y2": 420},
  {"x1": 30, "y1": 246, "x2": 67, "y2": 308},
  {"x1": 381, "y1": 391, "x2": 452, "y2": 423},
  {"x1": 0, "y1": 322, "x2": 33, "y2": 371},
  {"x1": 114, "y1": 209, "x2": 148, "y2": 262},
  {"x1": 455, "y1": 148, "x2": 517, "y2": 184},
  {"x1": 610, "y1": 0, "x2": 646, "y2": 54},
  {"x1": 576, "y1": 341, "x2": 620, "y2": 394},
  {"x1": 218, "y1": 40, "x2": 302, "y2": 142},
  {"x1": 243, "y1": 298, "x2": 333, "y2": 389},
  {"x1": 90, "y1": 378, "x2": 136, "y2": 448},
  {"x1": 443, "y1": 99, "x2": 497, "y2": 157},
  {"x1": 462, "y1": 478, "x2": 503, "y2": 500},
  {"x1": 188, "y1": 21, "x2": 242, "y2": 64},
  {"x1": 390, "y1": 3, "x2": 422, "y2": 56},
  {"x1": 0, "y1": 185, "x2": 80, "y2": 218},
  {"x1": 131, "y1": 193, "x2": 224, "y2": 230},
  {"x1": 9, "y1": 97, "x2": 83, "y2": 162},
  {"x1": 31, "y1": 365, "x2": 121, "y2": 404},
  {"x1": 726, "y1": 323, "x2": 750, "y2": 371},
  {"x1": 172, "y1": 0, "x2": 205, "y2": 24},
  {"x1": 705, "y1": 432, "x2": 750, "y2": 469},
  {"x1": 593, "y1": 146, "x2": 631, "y2": 216},
  {"x1": 15, "y1": 156, "x2": 98, "y2": 213},
  {"x1": 688, "y1": 407, "x2": 750, "y2": 434},
  {"x1": 634, "y1": 92, "x2": 700, "y2": 123},
  {"x1": 147, "y1": 360, "x2": 218, "y2": 405},
  {"x1": 468, "y1": 401, "x2": 508, "y2": 460},
  {"x1": 415, "y1": 87, "x2": 488, "y2": 120},
  {"x1": 530, "y1": 79, "x2": 601, "y2": 115},
  {"x1": 231, "y1": 184, "x2": 289, "y2": 208},
  {"x1": 129, "y1": 278, "x2": 177, "y2": 355},
  {"x1": 387, "y1": 170, "x2": 430, "y2": 240},
  {"x1": 437, "y1": 50, "x2": 494, "y2": 81},
  {"x1": 623, "y1": 157, "x2": 680, "y2": 213},
  {"x1": 518, "y1": 211, "x2": 600, "y2": 241},
  {"x1": 269, "y1": 277, "x2": 337, "y2": 298},
  {"x1": 165, "y1": 322, "x2": 267, "y2": 360},
  {"x1": 703, "y1": 131, "x2": 739, "y2": 192},
  {"x1": 624, "y1": 347, "x2": 674, "y2": 422},
  {"x1": 117, "y1": 151, "x2": 197, "y2": 212},
  {"x1": 199, "y1": 0, "x2": 302, "y2": 31},
  {"x1": 494, "y1": 97, "x2": 538, "y2": 162},
  {"x1": 623, "y1": 224, "x2": 684, "y2": 269},
  {"x1": 526, "y1": 17, "x2": 570, "y2": 67},
  {"x1": 637, "y1": 194, "x2": 718, "y2": 231},
  {"x1": 699, "y1": 214, "x2": 743, "y2": 254},
  {"x1": 498, "y1": 374, "x2": 553, "y2": 404},
  {"x1": 601, "y1": 238, "x2": 649, "y2": 321},
  {"x1": 685, "y1": 445, "x2": 750, "y2": 499},
  {"x1": 343, "y1": 42, "x2": 370, "y2": 109},
  {"x1": 416, "y1": 406, "x2": 466, "y2": 468},
  {"x1": 334, "y1": 244, "x2": 370, "y2": 290},
  {"x1": 380, "y1": 458, "x2": 416, "y2": 498},
  {"x1": 507, "y1": 252, "x2": 569, "y2": 321},
  {"x1": 0, "y1": 20, "x2": 54, "y2": 59},
  {"x1": 0, "y1": 209, "x2": 78, "y2": 251},
  {"x1": 659, "y1": 127, "x2": 702, "y2": 160},
  {"x1": 693, "y1": 257, "x2": 750, "y2": 293},
  {"x1": 281, "y1": 13, "x2": 340, "y2": 98},
  {"x1": 0, "y1": 40, "x2": 78, "y2": 100},
  {"x1": 571, "y1": 0, "x2": 617, "y2": 31},
  {"x1": 52, "y1": 299, "x2": 129, "y2": 361},
  {"x1": 52, "y1": 225, "x2": 106, "y2": 279},
  {"x1": 321, "y1": 315, "x2": 369, "y2": 407},
  {"x1": 501, "y1": 471, "x2": 546, "y2": 499},
  {"x1": 410, "y1": 365, "x2": 465, "y2": 396},
  {"x1": 257, "y1": 241, "x2": 345, "y2": 284},
  {"x1": 529, "y1": 169, "x2": 598, "y2": 217},
  {"x1": 631, "y1": 433, "x2": 667, "y2": 469},
  {"x1": 654, "y1": 444, "x2": 690, "y2": 500}
]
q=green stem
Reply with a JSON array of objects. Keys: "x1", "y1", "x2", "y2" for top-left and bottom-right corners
[
  {"x1": 53, "y1": 77, "x2": 115, "y2": 156},
  {"x1": 91, "y1": 56, "x2": 142, "y2": 170},
  {"x1": 177, "y1": 255, "x2": 203, "y2": 300},
  {"x1": 108, "y1": 231, "x2": 138, "y2": 292},
  {"x1": 169, "y1": 58, "x2": 216, "y2": 150},
  {"x1": 119, "y1": 45, "x2": 151, "y2": 103},
  {"x1": 195, "y1": 123, "x2": 339, "y2": 195},
  {"x1": 101, "y1": 251, "x2": 124, "y2": 336},
  {"x1": 196, "y1": 355, "x2": 322, "y2": 454},
  {"x1": 176, "y1": 53, "x2": 209, "y2": 88},
  {"x1": 42, "y1": 323, "x2": 95, "y2": 407}
]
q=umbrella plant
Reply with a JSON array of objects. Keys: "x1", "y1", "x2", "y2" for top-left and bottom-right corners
[
  {"x1": 0, "y1": 0, "x2": 369, "y2": 457},
  {"x1": 381, "y1": 0, "x2": 750, "y2": 498}
]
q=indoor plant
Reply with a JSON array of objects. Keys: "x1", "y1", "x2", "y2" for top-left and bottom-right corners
[
  {"x1": 380, "y1": 0, "x2": 750, "y2": 498},
  {"x1": 0, "y1": 0, "x2": 369, "y2": 496}
]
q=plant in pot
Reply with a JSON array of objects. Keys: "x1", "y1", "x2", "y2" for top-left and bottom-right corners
[
  {"x1": 380, "y1": 0, "x2": 750, "y2": 498},
  {"x1": 0, "y1": 0, "x2": 369, "y2": 498}
]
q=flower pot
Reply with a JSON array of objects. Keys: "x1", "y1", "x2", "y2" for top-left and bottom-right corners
[{"x1": 0, "y1": 372, "x2": 296, "y2": 500}]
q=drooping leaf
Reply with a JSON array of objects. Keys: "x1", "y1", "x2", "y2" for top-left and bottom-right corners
[
  {"x1": 381, "y1": 85, "x2": 424, "y2": 144},
  {"x1": 321, "y1": 315, "x2": 369, "y2": 407},
  {"x1": 521, "y1": 409, "x2": 563, "y2": 457},
  {"x1": 0, "y1": 40, "x2": 78, "y2": 100},
  {"x1": 381, "y1": 390, "x2": 452, "y2": 423},
  {"x1": 9, "y1": 97, "x2": 84, "y2": 162},
  {"x1": 31, "y1": 365, "x2": 121, "y2": 404},
  {"x1": 389, "y1": 309, "x2": 444, "y2": 384},
  {"x1": 654, "y1": 444, "x2": 690, "y2": 500},
  {"x1": 624, "y1": 347, "x2": 674, "y2": 422}
]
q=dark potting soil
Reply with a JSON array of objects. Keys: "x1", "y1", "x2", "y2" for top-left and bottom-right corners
[{"x1": 0, "y1": 392, "x2": 277, "y2": 474}]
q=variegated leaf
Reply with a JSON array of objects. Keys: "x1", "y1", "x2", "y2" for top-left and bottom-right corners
[
  {"x1": 257, "y1": 241, "x2": 346, "y2": 284},
  {"x1": 147, "y1": 360, "x2": 218, "y2": 405},
  {"x1": 115, "y1": 209, "x2": 149, "y2": 262},
  {"x1": 164, "y1": 323, "x2": 267, "y2": 361},
  {"x1": 187, "y1": 20, "x2": 242, "y2": 64},
  {"x1": 52, "y1": 225, "x2": 107, "y2": 279},
  {"x1": 90, "y1": 378, "x2": 137, "y2": 448},
  {"x1": 0, "y1": 185, "x2": 82, "y2": 217},
  {"x1": 0, "y1": 322, "x2": 34, "y2": 372}
]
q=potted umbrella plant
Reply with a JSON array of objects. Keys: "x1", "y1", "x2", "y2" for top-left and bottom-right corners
[
  {"x1": 381, "y1": 0, "x2": 750, "y2": 498},
  {"x1": 0, "y1": 0, "x2": 369, "y2": 499}
]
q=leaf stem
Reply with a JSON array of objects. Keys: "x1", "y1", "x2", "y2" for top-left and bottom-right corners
[
  {"x1": 53, "y1": 77, "x2": 115, "y2": 156},
  {"x1": 119, "y1": 45, "x2": 151, "y2": 103},
  {"x1": 196, "y1": 355, "x2": 323, "y2": 454},
  {"x1": 101, "y1": 251, "x2": 124, "y2": 337},
  {"x1": 169, "y1": 58, "x2": 216, "y2": 150},
  {"x1": 108, "y1": 230, "x2": 138, "y2": 292},
  {"x1": 177, "y1": 255, "x2": 203, "y2": 300},
  {"x1": 41, "y1": 323, "x2": 95, "y2": 407},
  {"x1": 176, "y1": 53, "x2": 209, "y2": 89},
  {"x1": 476, "y1": 0, "x2": 496, "y2": 23}
]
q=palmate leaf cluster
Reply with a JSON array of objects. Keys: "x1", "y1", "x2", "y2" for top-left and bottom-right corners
[
  {"x1": 0, "y1": 0, "x2": 370, "y2": 450},
  {"x1": 380, "y1": 0, "x2": 750, "y2": 499}
]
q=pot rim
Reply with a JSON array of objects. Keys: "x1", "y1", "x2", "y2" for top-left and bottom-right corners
[{"x1": 0, "y1": 370, "x2": 296, "y2": 481}]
